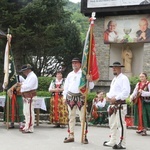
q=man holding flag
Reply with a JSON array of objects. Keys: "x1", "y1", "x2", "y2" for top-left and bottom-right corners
[
  {"x1": 63, "y1": 57, "x2": 94, "y2": 144},
  {"x1": 3, "y1": 33, "x2": 25, "y2": 129},
  {"x1": 63, "y1": 12, "x2": 99, "y2": 144}
]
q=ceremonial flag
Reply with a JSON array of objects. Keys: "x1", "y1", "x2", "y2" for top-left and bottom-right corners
[
  {"x1": 3, "y1": 34, "x2": 18, "y2": 124},
  {"x1": 3, "y1": 34, "x2": 17, "y2": 90},
  {"x1": 7, "y1": 50, "x2": 18, "y2": 89},
  {"x1": 80, "y1": 13, "x2": 100, "y2": 143},
  {"x1": 79, "y1": 24, "x2": 100, "y2": 94},
  {"x1": 3, "y1": 34, "x2": 11, "y2": 89}
]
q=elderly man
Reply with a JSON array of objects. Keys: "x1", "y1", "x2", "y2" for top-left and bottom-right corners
[
  {"x1": 63, "y1": 57, "x2": 94, "y2": 144},
  {"x1": 17, "y1": 64, "x2": 38, "y2": 133},
  {"x1": 104, "y1": 20, "x2": 118, "y2": 43},
  {"x1": 103, "y1": 62, "x2": 130, "y2": 149},
  {"x1": 136, "y1": 18, "x2": 150, "y2": 42}
]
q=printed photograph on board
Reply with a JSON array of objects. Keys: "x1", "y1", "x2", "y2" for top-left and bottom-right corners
[{"x1": 104, "y1": 14, "x2": 150, "y2": 44}]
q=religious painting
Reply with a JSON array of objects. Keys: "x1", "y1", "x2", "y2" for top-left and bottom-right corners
[{"x1": 104, "y1": 14, "x2": 150, "y2": 44}]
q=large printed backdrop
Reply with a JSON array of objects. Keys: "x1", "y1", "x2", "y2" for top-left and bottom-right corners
[
  {"x1": 87, "y1": 0, "x2": 150, "y2": 8},
  {"x1": 104, "y1": 14, "x2": 150, "y2": 44}
]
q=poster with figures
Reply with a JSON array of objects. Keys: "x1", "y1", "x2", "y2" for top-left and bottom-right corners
[
  {"x1": 104, "y1": 14, "x2": 150, "y2": 44},
  {"x1": 87, "y1": 0, "x2": 150, "y2": 8}
]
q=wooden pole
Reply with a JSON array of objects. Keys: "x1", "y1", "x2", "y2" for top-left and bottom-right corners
[
  {"x1": 81, "y1": 12, "x2": 95, "y2": 143},
  {"x1": 6, "y1": 93, "x2": 10, "y2": 129},
  {"x1": 6, "y1": 29, "x2": 11, "y2": 130}
]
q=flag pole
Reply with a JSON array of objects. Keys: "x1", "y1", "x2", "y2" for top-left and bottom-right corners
[
  {"x1": 6, "y1": 29, "x2": 12, "y2": 130},
  {"x1": 81, "y1": 12, "x2": 96, "y2": 143}
]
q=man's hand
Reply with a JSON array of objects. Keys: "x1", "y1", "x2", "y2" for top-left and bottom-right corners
[
  {"x1": 140, "y1": 32, "x2": 146, "y2": 40},
  {"x1": 86, "y1": 74, "x2": 92, "y2": 82},
  {"x1": 106, "y1": 96, "x2": 116, "y2": 104},
  {"x1": 110, "y1": 97, "x2": 116, "y2": 104},
  {"x1": 16, "y1": 82, "x2": 21, "y2": 87}
]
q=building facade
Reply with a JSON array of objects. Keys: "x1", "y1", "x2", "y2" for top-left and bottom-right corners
[{"x1": 81, "y1": 0, "x2": 150, "y2": 91}]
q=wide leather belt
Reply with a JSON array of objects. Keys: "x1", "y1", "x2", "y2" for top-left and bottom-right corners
[
  {"x1": 110, "y1": 100, "x2": 126, "y2": 105},
  {"x1": 22, "y1": 90, "x2": 37, "y2": 98},
  {"x1": 67, "y1": 91, "x2": 82, "y2": 97}
]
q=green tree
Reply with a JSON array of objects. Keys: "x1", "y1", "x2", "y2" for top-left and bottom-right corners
[{"x1": 0, "y1": 0, "x2": 82, "y2": 86}]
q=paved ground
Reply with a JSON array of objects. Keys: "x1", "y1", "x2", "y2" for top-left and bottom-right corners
[{"x1": 0, "y1": 122, "x2": 149, "y2": 150}]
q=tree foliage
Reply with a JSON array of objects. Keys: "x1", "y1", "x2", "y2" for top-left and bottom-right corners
[{"x1": 0, "y1": 0, "x2": 82, "y2": 87}]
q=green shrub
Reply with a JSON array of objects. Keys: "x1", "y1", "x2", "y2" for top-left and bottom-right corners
[
  {"x1": 0, "y1": 91, "x2": 6, "y2": 96},
  {"x1": 38, "y1": 76, "x2": 53, "y2": 91},
  {"x1": 37, "y1": 91, "x2": 51, "y2": 97},
  {"x1": 87, "y1": 92, "x2": 96, "y2": 113},
  {"x1": 129, "y1": 76, "x2": 139, "y2": 92},
  {"x1": 87, "y1": 92, "x2": 96, "y2": 102}
]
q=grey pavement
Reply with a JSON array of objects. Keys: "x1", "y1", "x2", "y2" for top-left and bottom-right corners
[{"x1": 0, "y1": 122, "x2": 149, "y2": 150}]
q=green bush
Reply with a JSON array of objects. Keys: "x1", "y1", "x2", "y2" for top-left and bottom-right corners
[
  {"x1": 129, "y1": 76, "x2": 139, "y2": 92},
  {"x1": 0, "y1": 91, "x2": 6, "y2": 96},
  {"x1": 87, "y1": 92, "x2": 96, "y2": 102},
  {"x1": 37, "y1": 91, "x2": 51, "y2": 97},
  {"x1": 38, "y1": 76, "x2": 53, "y2": 91},
  {"x1": 87, "y1": 92, "x2": 96, "y2": 113}
]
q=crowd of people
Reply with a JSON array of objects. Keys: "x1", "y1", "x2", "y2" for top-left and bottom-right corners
[{"x1": 2, "y1": 57, "x2": 150, "y2": 149}]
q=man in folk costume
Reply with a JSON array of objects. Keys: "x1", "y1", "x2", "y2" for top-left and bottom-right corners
[
  {"x1": 130, "y1": 72, "x2": 150, "y2": 136},
  {"x1": 103, "y1": 62, "x2": 130, "y2": 149},
  {"x1": 7, "y1": 75, "x2": 25, "y2": 129},
  {"x1": 63, "y1": 58, "x2": 94, "y2": 144},
  {"x1": 17, "y1": 64, "x2": 38, "y2": 133},
  {"x1": 3, "y1": 33, "x2": 25, "y2": 129}
]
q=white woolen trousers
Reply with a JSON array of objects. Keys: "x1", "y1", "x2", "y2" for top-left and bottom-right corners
[
  {"x1": 23, "y1": 96, "x2": 36, "y2": 132},
  {"x1": 67, "y1": 105, "x2": 87, "y2": 138},
  {"x1": 108, "y1": 104, "x2": 127, "y2": 147}
]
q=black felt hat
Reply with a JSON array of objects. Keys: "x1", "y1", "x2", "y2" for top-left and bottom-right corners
[
  {"x1": 72, "y1": 57, "x2": 81, "y2": 63},
  {"x1": 19, "y1": 64, "x2": 32, "y2": 72},
  {"x1": 109, "y1": 62, "x2": 124, "y2": 67}
]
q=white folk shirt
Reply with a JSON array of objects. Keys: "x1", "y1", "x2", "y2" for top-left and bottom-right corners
[
  {"x1": 106, "y1": 73, "x2": 130, "y2": 101},
  {"x1": 131, "y1": 81, "x2": 150, "y2": 98},
  {"x1": 63, "y1": 69, "x2": 94, "y2": 99},
  {"x1": 48, "y1": 78, "x2": 64, "y2": 91},
  {"x1": 19, "y1": 75, "x2": 25, "y2": 83},
  {"x1": 96, "y1": 98, "x2": 106, "y2": 108},
  {"x1": 21, "y1": 71, "x2": 38, "y2": 92}
]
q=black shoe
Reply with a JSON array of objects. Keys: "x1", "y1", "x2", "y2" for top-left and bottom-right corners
[
  {"x1": 9, "y1": 126, "x2": 15, "y2": 129},
  {"x1": 83, "y1": 138, "x2": 89, "y2": 144},
  {"x1": 22, "y1": 130, "x2": 33, "y2": 134},
  {"x1": 103, "y1": 141, "x2": 108, "y2": 146},
  {"x1": 136, "y1": 130, "x2": 143, "y2": 134},
  {"x1": 64, "y1": 137, "x2": 74, "y2": 143},
  {"x1": 103, "y1": 141, "x2": 115, "y2": 147},
  {"x1": 113, "y1": 144, "x2": 126, "y2": 149},
  {"x1": 53, "y1": 125, "x2": 60, "y2": 128}
]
